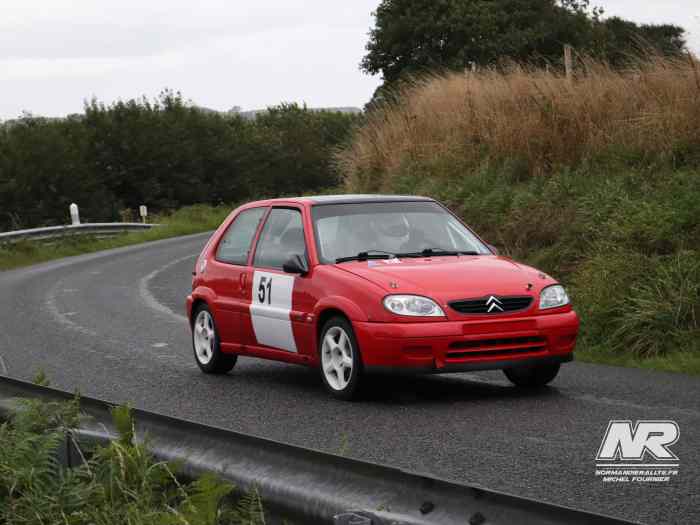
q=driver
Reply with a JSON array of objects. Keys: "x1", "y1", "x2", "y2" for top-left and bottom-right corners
[{"x1": 370, "y1": 213, "x2": 409, "y2": 252}]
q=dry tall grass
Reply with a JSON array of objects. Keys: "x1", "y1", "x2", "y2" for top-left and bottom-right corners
[{"x1": 339, "y1": 55, "x2": 700, "y2": 191}]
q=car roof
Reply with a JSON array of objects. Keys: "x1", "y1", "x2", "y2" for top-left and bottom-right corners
[{"x1": 248, "y1": 194, "x2": 435, "y2": 206}]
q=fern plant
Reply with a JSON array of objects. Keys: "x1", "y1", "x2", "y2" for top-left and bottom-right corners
[{"x1": 0, "y1": 395, "x2": 267, "y2": 525}]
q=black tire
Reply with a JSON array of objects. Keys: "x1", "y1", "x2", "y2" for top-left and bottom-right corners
[
  {"x1": 191, "y1": 303, "x2": 237, "y2": 374},
  {"x1": 318, "y1": 316, "x2": 363, "y2": 400},
  {"x1": 503, "y1": 362, "x2": 560, "y2": 387}
]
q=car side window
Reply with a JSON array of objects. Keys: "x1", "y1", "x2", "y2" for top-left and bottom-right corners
[
  {"x1": 253, "y1": 208, "x2": 306, "y2": 269},
  {"x1": 216, "y1": 207, "x2": 267, "y2": 265}
]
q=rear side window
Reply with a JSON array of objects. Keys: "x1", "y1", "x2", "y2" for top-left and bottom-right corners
[
  {"x1": 216, "y1": 207, "x2": 266, "y2": 265},
  {"x1": 253, "y1": 208, "x2": 306, "y2": 269}
]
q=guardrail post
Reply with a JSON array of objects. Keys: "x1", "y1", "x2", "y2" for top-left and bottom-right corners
[{"x1": 69, "y1": 203, "x2": 80, "y2": 226}]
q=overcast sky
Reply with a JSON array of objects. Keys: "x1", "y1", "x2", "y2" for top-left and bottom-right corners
[{"x1": 1, "y1": 1, "x2": 699, "y2": 120}]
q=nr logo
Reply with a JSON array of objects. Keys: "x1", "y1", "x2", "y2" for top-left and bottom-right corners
[{"x1": 596, "y1": 420, "x2": 679, "y2": 461}]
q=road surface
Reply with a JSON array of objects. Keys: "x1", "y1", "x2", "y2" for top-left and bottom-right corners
[{"x1": 1, "y1": 233, "x2": 698, "y2": 524}]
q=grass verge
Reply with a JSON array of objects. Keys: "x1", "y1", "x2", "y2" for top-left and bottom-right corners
[
  {"x1": 0, "y1": 204, "x2": 231, "y2": 271},
  {"x1": 576, "y1": 345, "x2": 700, "y2": 375}
]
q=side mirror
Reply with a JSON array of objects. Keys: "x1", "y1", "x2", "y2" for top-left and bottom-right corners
[
  {"x1": 282, "y1": 254, "x2": 309, "y2": 275},
  {"x1": 487, "y1": 243, "x2": 499, "y2": 255}
]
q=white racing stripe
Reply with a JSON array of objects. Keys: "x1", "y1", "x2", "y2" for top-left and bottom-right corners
[{"x1": 250, "y1": 270, "x2": 297, "y2": 353}]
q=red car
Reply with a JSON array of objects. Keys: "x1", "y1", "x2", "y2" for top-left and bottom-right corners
[{"x1": 187, "y1": 195, "x2": 579, "y2": 399}]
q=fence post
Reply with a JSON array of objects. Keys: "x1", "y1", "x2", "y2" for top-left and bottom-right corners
[
  {"x1": 69, "y1": 203, "x2": 80, "y2": 226},
  {"x1": 464, "y1": 61, "x2": 478, "y2": 77},
  {"x1": 564, "y1": 44, "x2": 573, "y2": 84},
  {"x1": 139, "y1": 205, "x2": 148, "y2": 224}
]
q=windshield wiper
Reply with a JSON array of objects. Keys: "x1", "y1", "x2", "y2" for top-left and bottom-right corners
[
  {"x1": 397, "y1": 248, "x2": 480, "y2": 258},
  {"x1": 335, "y1": 250, "x2": 396, "y2": 263}
]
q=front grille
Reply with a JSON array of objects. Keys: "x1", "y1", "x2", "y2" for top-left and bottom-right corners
[
  {"x1": 447, "y1": 347, "x2": 544, "y2": 359},
  {"x1": 448, "y1": 336, "x2": 545, "y2": 349},
  {"x1": 446, "y1": 336, "x2": 546, "y2": 360},
  {"x1": 449, "y1": 295, "x2": 533, "y2": 314}
]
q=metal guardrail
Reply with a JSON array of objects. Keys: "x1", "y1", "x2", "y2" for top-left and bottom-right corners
[
  {"x1": 0, "y1": 375, "x2": 633, "y2": 525},
  {"x1": 0, "y1": 222, "x2": 159, "y2": 243}
]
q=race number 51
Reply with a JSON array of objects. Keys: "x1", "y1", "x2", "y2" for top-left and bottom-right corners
[
  {"x1": 258, "y1": 276, "x2": 272, "y2": 304},
  {"x1": 250, "y1": 270, "x2": 297, "y2": 353}
]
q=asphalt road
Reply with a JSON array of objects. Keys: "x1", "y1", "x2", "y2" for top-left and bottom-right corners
[{"x1": 1, "y1": 233, "x2": 698, "y2": 525}]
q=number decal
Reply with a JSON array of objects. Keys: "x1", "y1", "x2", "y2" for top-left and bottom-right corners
[
  {"x1": 258, "y1": 277, "x2": 266, "y2": 302},
  {"x1": 250, "y1": 271, "x2": 297, "y2": 353},
  {"x1": 257, "y1": 276, "x2": 273, "y2": 304}
]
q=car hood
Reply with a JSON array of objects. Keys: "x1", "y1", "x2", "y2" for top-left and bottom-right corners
[{"x1": 334, "y1": 256, "x2": 554, "y2": 300}]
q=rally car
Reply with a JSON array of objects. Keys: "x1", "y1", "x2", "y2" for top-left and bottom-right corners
[{"x1": 186, "y1": 195, "x2": 579, "y2": 399}]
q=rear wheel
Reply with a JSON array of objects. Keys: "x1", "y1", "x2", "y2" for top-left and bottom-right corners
[
  {"x1": 503, "y1": 362, "x2": 560, "y2": 387},
  {"x1": 319, "y1": 317, "x2": 363, "y2": 400},
  {"x1": 192, "y1": 304, "x2": 237, "y2": 374}
]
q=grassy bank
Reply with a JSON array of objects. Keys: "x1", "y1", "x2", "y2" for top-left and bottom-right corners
[
  {"x1": 338, "y1": 56, "x2": 700, "y2": 374},
  {"x1": 0, "y1": 204, "x2": 231, "y2": 271},
  {"x1": 0, "y1": 387, "x2": 265, "y2": 524}
]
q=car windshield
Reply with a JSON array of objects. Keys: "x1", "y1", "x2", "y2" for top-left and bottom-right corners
[{"x1": 311, "y1": 201, "x2": 491, "y2": 263}]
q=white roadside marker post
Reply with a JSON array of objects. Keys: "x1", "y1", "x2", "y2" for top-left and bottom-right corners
[
  {"x1": 139, "y1": 205, "x2": 148, "y2": 224},
  {"x1": 69, "y1": 203, "x2": 80, "y2": 226}
]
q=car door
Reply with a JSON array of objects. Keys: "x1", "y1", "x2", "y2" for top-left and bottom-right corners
[
  {"x1": 207, "y1": 206, "x2": 267, "y2": 350},
  {"x1": 242, "y1": 206, "x2": 312, "y2": 358}
]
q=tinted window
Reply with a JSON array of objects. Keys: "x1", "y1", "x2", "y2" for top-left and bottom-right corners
[
  {"x1": 312, "y1": 201, "x2": 490, "y2": 263},
  {"x1": 216, "y1": 207, "x2": 266, "y2": 265},
  {"x1": 254, "y1": 208, "x2": 306, "y2": 269}
]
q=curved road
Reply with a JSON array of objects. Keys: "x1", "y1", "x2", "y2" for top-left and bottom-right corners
[{"x1": 1, "y1": 233, "x2": 698, "y2": 524}]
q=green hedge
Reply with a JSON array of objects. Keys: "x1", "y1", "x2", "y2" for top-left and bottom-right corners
[{"x1": 0, "y1": 92, "x2": 360, "y2": 231}]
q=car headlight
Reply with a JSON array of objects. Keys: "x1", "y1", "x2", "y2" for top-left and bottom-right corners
[
  {"x1": 539, "y1": 285, "x2": 570, "y2": 309},
  {"x1": 383, "y1": 295, "x2": 445, "y2": 317}
]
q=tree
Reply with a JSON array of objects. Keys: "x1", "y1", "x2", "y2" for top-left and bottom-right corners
[
  {"x1": 591, "y1": 17, "x2": 686, "y2": 67},
  {"x1": 251, "y1": 104, "x2": 362, "y2": 195},
  {"x1": 361, "y1": 0, "x2": 686, "y2": 91}
]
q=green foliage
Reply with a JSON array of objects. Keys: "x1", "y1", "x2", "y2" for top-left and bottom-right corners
[
  {"x1": 33, "y1": 369, "x2": 50, "y2": 386},
  {"x1": 362, "y1": 0, "x2": 686, "y2": 96},
  {"x1": 252, "y1": 103, "x2": 360, "y2": 196},
  {"x1": 611, "y1": 252, "x2": 699, "y2": 357},
  {"x1": 0, "y1": 396, "x2": 266, "y2": 525},
  {"x1": 591, "y1": 17, "x2": 687, "y2": 67},
  {"x1": 0, "y1": 93, "x2": 360, "y2": 232},
  {"x1": 225, "y1": 488, "x2": 266, "y2": 525},
  {"x1": 0, "y1": 397, "x2": 89, "y2": 523}
]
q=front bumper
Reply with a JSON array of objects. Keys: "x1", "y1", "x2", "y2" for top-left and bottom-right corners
[
  {"x1": 186, "y1": 294, "x2": 193, "y2": 321},
  {"x1": 354, "y1": 310, "x2": 579, "y2": 373}
]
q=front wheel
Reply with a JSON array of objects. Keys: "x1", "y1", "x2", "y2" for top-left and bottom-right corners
[
  {"x1": 503, "y1": 362, "x2": 560, "y2": 387},
  {"x1": 192, "y1": 304, "x2": 237, "y2": 374},
  {"x1": 319, "y1": 317, "x2": 363, "y2": 400}
]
